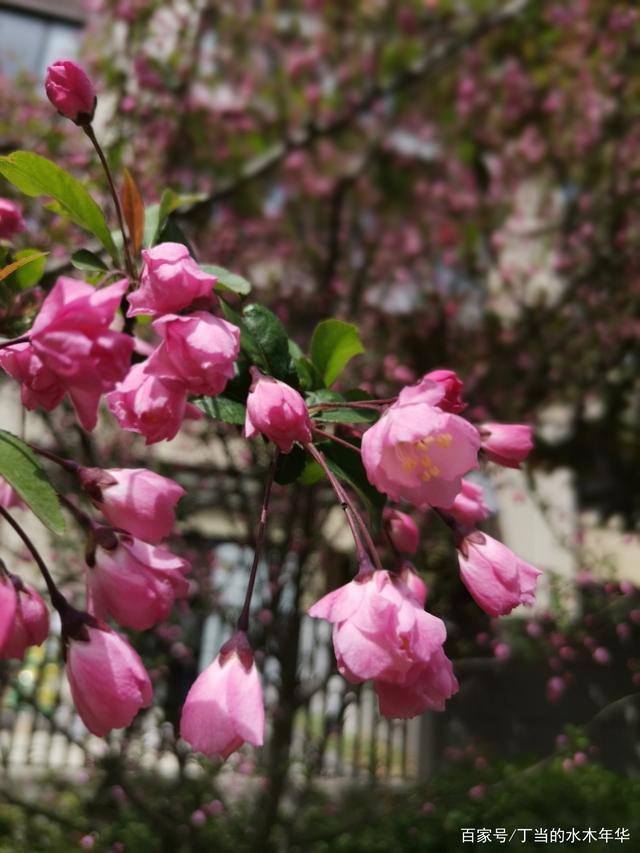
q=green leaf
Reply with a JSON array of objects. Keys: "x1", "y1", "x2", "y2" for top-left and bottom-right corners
[
  {"x1": 0, "y1": 430, "x2": 65, "y2": 535},
  {"x1": 201, "y1": 264, "x2": 252, "y2": 296},
  {"x1": 240, "y1": 303, "x2": 298, "y2": 386},
  {"x1": 275, "y1": 445, "x2": 308, "y2": 485},
  {"x1": 143, "y1": 189, "x2": 207, "y2": 247},
  {"x1": 310, "y1": 319, "x2": 364, "y2": 387},
  {"x1": 321, "y1": 440, "x2": 385, "y2": 531},
  {"x1": 0, "y1": 250, "x2": 48, "y2": 287},
  {"x1": 297, "y1": 460, "x2": 325, "y2": 485},
  {"x1": 194, "y1": 396, "x2": 246, "y2": 425},
  {"x1": 0, "y1": 151, "x2": 118, "y2": 260},
  {"x1": 306, "y1": 389, "x2": 379, "y2": 424},
  {"x1": 288, "y1": 339, "x2": 323, "y2": 391},
  {"x1": 70, "y1": 249, "x2": 108, "y2": 273}
]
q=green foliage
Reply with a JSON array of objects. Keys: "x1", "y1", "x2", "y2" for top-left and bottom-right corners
[
  {"x1": 0, "y1": 430, "x2": 65, "y2": 534},
  {"x1": 143, "y1": 189, "x2": 207, "y2": 247},
  {"x1": 70, "y1": 249, "x2": 109, "y2": 273},
  {"x1": 194, "y1": 395, "x2": 246, "y2": 425},
  {"x1": 201, "y1": 264, "x2": 252, "y2": 296},
  {"x1": 306, "y1": 390, "x2": 379, "y2": 424},
  {"x1": 1, "y1": 250, "x2": 47, "y2": 289},
  {"x1": 321, "y1": 439, "x2": 385, "y2": 530},
  {"x1": 275, "y1": 445, "x2": 309, "y2": 485},
  {"x1": 0, "y1": 152, "x2": 118, "y2": 260},
  {"x1": 222, "y1": 302, "x2": 298, "y2": 387},
  {"x1": 310, "y1": 320, "x2": 364, "y2": 388}
]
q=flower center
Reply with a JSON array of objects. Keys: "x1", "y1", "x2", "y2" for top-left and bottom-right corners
[{"x1": 396, "y1": 433, "x2": 452, "y2": 481}]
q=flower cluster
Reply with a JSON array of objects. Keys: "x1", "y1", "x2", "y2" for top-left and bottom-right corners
[{"x1": 0, "y1": 59, "x2": 541, "y2": 762}]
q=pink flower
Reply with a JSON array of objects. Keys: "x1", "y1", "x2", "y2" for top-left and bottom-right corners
[
  {"x1": 244, "y1": 368, "x2": 312, "y2": 453},
  {"x1": 424, "y1": 369, "x2": 466, "y2": 413},
  {"x1": 29, "y1": 277, "x2": 133, "y2": 430},
  {"x1": 361, "y1": 377, "x2": 480, "y2": 508},
  {"x1": 87, "y1": 533, "x2": 190, "y2": 630},
  {"x1": 384, "y1": 509, "x2": 419, "y2": 554},
  {"x1": 149, "y1": 312, "x2": 240, "y2": 396},
  {"x1": 398, "y1": 561, "x2": 427, "y2": 606},
  {"x1": 0, "y1": 576, "x2": 49, "y2": 661},
  {"x1": 458, "y1": 533, "x2": 541, "y2": 617},
  {"x1": 66, "y1": 624, "x2": 152, "y2": 736},
  {"x1": 308, "y1": 568, "x2": 447, "y2": 685},
  {"x1": 126, "y1": 243, "x2": 216, "y2": 317},
  {"x1": 45, "y1": 60, "x2": 96, "y2": 124},
  {"x1": 480, "y1": 423, "x2": 533, "y2": 468},
  {"x1": 0, "y1": 476, "x2": 26, "y2": 511},
  {"x1": 449, "y1": 479, "x2": 490, "y2": 527},
  {"x1": 180, "y1": 632, "x2": 264, "y2": 760},
  {"x1": 106, "y1": 360, "x2": 190, "y2": 444},
  {"x1": 0, "y1": 574, "x2": 17, "y2": 652},
  {"x1": 0, "y1": 342, "x2": 66, "y2": 413},
  {"x1": 0, "y1": 198, "x2": 26, "y2": 240},
  {"x1": 79, "y1": 467, "x2": 185, "y2": 543},
  {"x1": 374, "y1": 648, "x2": 458, "y2": 719}
]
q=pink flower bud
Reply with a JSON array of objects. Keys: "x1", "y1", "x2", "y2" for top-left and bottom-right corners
[
  {"x1": 244, "y1": 368, "x2": 312, "y2": 453},
  {"x1": 0, "y1": 343, "x2": 66, "y2": 414},
  {"x1": 0, "y1": 574, "x2": 17, "y2": 652},
  {"x1": 309, "y1": 569, "x2": 448, "y2": 691},
  {"x1": 149, "y1": 312, "x2": 240, "y2": 396},
  {"x1": 29, "y1": 277, "x2": 133, "y2": 430},
  {"x1": 66, "y1": 624, "x2": 152, "y2": 736},
  {"x1": 80, "y1": 467, "x2": 185, "y2": 543},
  {"x1": 180, "y1": 632, "x2": 264, "y2": 760},
  {"x1": 0, "y1": 576, "x2": 49, "y2": 660},
  {"x1": 424, "y1": 369, "x2": 466, "y2": 413},
  {"x1": 458, "y1": 532, "x2": 541, "y2": 617},
  {"x1": 127, "y1": 243, "x2": 216, "y2": 317},
  {"x1": 0, "y1": 198, "x2": 26, "y2": 240},
  {"x1": 106, "y1": 360, "x2": 191, "y2": 445},
  {"x1": 87, "y1": 533, "x2": 190, "y2": 630},
  {"x1": 361, "y1": 376, "x2": 480, "y2": 509},
  {"x1": 45, "y1": 60, "x2": 96, "y2": 124},
  {"x1": 384, "y1": 509, "x2": 419, "y2": 554},
  {"x1": 0, "y1": 476, "x2": 26, "y2": 511},
  {"x1": 480, "y1": 423, "x2": 533, "y2": 468},
  {"x1": 449, "y1": 479, "x2": 490, "y2": 527},
  {"x1": 398, "y1": 561, "x2": 427, "y2": 606}
]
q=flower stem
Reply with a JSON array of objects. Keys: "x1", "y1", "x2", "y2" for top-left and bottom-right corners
[
  {"x1": 0, "y1": 335, "x2": 29, "y2": 351},
  {"x1": 29, "y1": 444, "x2": 79, "y2": 474},
  {"x1": 305, "y1": 442, "x2": 384, "y2": 572},
  {"x1": 0, "y1": 504, "x2": 67, "y2": 613},
  {"x1": 83, "y1": 124, "x2": 137, "y2": 281},
  {"x1": 312, "y1": 427, "x2": 360, "y2": 454},
  {"x1": 58, "y1": 493, "x2": 95, "y2": 531},
  {"x1": 236, "y1": 450, "x2": 279, "y2": 633}
]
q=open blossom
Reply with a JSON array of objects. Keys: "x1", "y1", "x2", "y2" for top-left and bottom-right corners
[
  {"x1": 384, "y1": 509, "x2": 419, "y2": 554},
  {"x1": 79, "y1": 467, "x2": 185, "y2": 543},
  {"x1": 66, "y1": 624, "x2": 152, "y2": 736},
  {"x1": 424, "y1": 369, "x2": 466, "y2": 413},
  {"x1": 87, "y1": 532, "x2": 190, "y2": 630},
  {"x1": 28, "y1": 277, "x2": 133, "y2": 430},
  {"x1": 480, "y1": 423, "x2": 533, "y2": 468},
  {"x1": 0, "y1": 577, "x2": 49, "y2": 661},
  {"x1": 0, "y1": 342, "x2": 66, "y2": 413},
  {"x1": 126, "y1": 243, "x2": 216, "y2": 317},
  {"x1": 361, "y1": 376, "x2": 480, "y2": 508},
  {"x1": 106, "y1": 360, "x2": 193, "y2": 444},
  {"x1": 180, "y1": 632, "x2": 264, "y2": 760},
  {"x1": 149, "y1": 312, "x2": 240, "y2": 396},
  {"x1": 374, "y1": 648, "x2": 458, "y2": 719},
  {"x1": 449, "y1": 479, "x2": 491, "y2": 527},
  {"x1": 244, "y1": 368, "x2": 312, "y2": 453},
  {"x1": 0, "y1": 476, "x2": 26, "y2": 511},
  {"x1": 308, "y1": 567, "x2": 447, "y2": 686},
  {"x1": 0, "y1": 198, "x2": 26, "y2": 240},
  {"x1": 458, "y1": 532, "x2": 542, "y2": 617},
  {"x1": 45, "y1": 60, "x2": 96, "y2": 124}
]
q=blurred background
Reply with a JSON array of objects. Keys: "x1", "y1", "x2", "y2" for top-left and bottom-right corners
[{"x1": 1, "y1": 1, "x2": 640, "y2": 850}]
